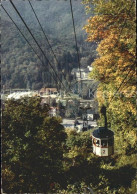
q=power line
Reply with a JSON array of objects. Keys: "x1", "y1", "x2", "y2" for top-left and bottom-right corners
[
  {"x1": 27, "y1": 0, "x2": 71, "y2": 89},
  {"x1": 1, "y1": 4, "x2": 60, "y2": 89},
  {"x1": 69, "y1": 0, "x2": 82, "y2": 93},
  {"x1": 9, "y1": 0, "x2": 69, "y2": 93}
]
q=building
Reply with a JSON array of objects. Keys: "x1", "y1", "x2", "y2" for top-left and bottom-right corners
[
  {"x1": 39, "y1": 88, "x2": 58, "y2": 96},
  {"x1": 49, "y1": 107, "x2": 58, "y2": 117},
  {"x1": 71, "y1": 66, "x2": 93, "y2": 81},
  {"x1": 87, "y1": 113, "x2": 94, "y2": 121},
  {"x1": 7, "y1": 91, "x2": 38, "y2": 100}
]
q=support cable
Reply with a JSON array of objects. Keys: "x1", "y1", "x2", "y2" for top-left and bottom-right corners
[
  {"x1": 1, "y1": 4, "x2": 60, "y2": 89},
  {"x1": 9, "y1": 0, "x2": 69, "y2": 93},
  {"x1": 69, "y1": 0, "x2": 82, "y2": 94},
  {"x1": 100, "y1": 63, "x2": 135, "y2": 129},
  {"x1": 70, "y1": 0, "x2": 135, "y2": 91},
  {"x1": 109, "y1": 64, "x2": 135, "y2": 103},
  {"x1": 28, "y1": 0, "x2": 71, "y2": 89},
  {"x1": 2, "y1": 3, "x2": 73, "y2": 98}
]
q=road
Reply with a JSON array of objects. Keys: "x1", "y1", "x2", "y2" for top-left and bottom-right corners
[{"x1": 61, "y1": 119, "x2": 97, "y2": 129}]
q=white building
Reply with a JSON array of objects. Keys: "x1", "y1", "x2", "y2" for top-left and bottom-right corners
[
  {"x1": 71, "y1": 66, "x2": 93, "y2": 81},
  {"x1": 49, "y1": 107, "x2": 57, "y2": 117},
  {"x1": 87, "y1": 113, "x2": 94, "y2": 121},
  {"x1": 87, "y1": 66, "x2": 93, "y2": 71},
  {"x1": 7, "y1": 91, "x2": 38, "y2": 100}
]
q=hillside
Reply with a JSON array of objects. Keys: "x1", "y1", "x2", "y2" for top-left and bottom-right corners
[
  {"x1": 1, "y1": 0, "x2": 96, "y2": 90},
  {"x1": 2, "y1": 0, "x2": 89, "y2": 39}
]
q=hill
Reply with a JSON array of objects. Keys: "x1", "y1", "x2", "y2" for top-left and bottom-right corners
[
  {"x1": 1, "y1": 0, "x2": 96, "y2": 90},
  {"x1": 2, "y1": 0, "x2": 90, "y2": 39}
]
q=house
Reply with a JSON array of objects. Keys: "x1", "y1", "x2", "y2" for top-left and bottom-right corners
[
  {"x1": 39, "y1": 88, "x2": 46, "y2": 96},
  {"x1": 87, "y1": 66, "x2": 93, "y2": 72},
  {"x1": 71, "y1": 66, "x2": 93, "y2": 80},
  {"x1": 49, "y1": 107, "x2": 58, "y2": 117},
  {"x1": 45, "y1": 88, "x2": 58, "y2": 95},
  {"x1": 39, "y1": 88, "x2": 58, "y2": 96},
  {"x1": 87, "y1": 113, "x2": 94, "y2": 121}
]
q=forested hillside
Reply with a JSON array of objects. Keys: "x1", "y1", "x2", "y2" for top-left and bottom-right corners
[
  {"x1": 2, "y1": 0, "x2": 90, "y2": 38},
  {"x1": 2, "y1": 0, "x2": 137, "y2": 193},
  {"x1": 1, "y1": 0, "x2": 96, "y2": 90}
]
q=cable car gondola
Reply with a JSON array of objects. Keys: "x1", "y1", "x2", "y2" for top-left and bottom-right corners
[
  {"x1": 92, "y1": 106, "x2": 114, "y2": 157},
  {"x1": 92, "y1": 127, "x2": 114, "y2": 156}
]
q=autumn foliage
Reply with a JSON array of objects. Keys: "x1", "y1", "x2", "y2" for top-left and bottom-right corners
[
  {"x1": 83, "y1": 0, "x2": 136, "y2": 126},
  {"x1": 83, "y1": 0, "x2": 136, "y2": 192}
]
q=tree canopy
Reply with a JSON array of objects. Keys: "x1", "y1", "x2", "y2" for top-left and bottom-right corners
[
  {"x1": 2, "y1": 0, "x2": 137, "y2": 193},
  {"x1": 83, "y1": 0, "x2": 136, "y2": 152},
  {"x1": 2, "y1": 97, "x2": 66, "y2": 193},
  {"x1": 81, "y1": 0, "x2": 136, "y2": 192}
]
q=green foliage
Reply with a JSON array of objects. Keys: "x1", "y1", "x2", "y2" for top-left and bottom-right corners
[
  {"x1": 2, "y1": 105, "x2": 137, "y2": 193},
  {"x1": 64, "y1": 129, "x2": 93, "y2": 167},
  {"x1": 1, "y1": 0, "x2": 97, "y2": 90},
  {"x1": 2, "y1": 97, "x2": 66, "y2": 193},
  {"x1": 2, "y1": 0, "x2": 137, "y2": 193},
  {"x1": 82, "y1": 0, "x2": 137, "y2": 193},
  {"x1": 50, "y1": 128, "x2": 135, "y2": 193}
]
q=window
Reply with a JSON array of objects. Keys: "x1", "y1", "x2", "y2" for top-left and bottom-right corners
[
  {"x1": 93, "y1": 138, "x2": 96, "y2": 145},
  {"x1": 101, "y1": 140, "x2": 107, "y2": 147},
  {"x1": 108, "y1": 138, "x2": 114, "y2": 146},
  {"x1": 93, "y1": 138, "x2": 100, "y2": 147},
  {"x1": 96, "y1": 140, "x2": 100, "y2": 147}
]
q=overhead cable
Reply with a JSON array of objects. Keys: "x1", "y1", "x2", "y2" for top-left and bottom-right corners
[
  {"x1": 109, "y1": 64, "x2": 135, "y2": 103},
  {"x1": 69, "y1": 0, "x2": 82, "y2": 91},
  {"x1": 1, "y1": 4, "x2": 61, "y2": 89},
  {"x1": 9, "y1": 0, "x2": 69, "y2": 93},
  {"x1": 28, "y1": 0, "x2": 71, "y2": 89}
]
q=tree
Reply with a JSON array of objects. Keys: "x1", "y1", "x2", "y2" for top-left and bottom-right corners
[
  {"x1": 83, "y1": 0, "x2": 136, "y2": 149},
  {"x1": 2, "y1": 97, "x2": 67, "y2": 193},
  {"x1": 1, "y1": 16, "x2": 96, "y2": 90},
  {"x1": 82, "y1": 0, "x2": 136, "y2": 192}
]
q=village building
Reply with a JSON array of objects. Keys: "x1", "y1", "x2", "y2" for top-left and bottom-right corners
[
  {"x1": 71, "y1": 66, "x2": 93, "y2": 80},
  {"x1": 49, "y1": 107, "x2": 58, "y2": 117},
  {"x1": 39, "y1": 88, "x2": 58, "y2": 96},
  {"x1": 7, "y1": 91, "x2": 38, "y2": 100}
]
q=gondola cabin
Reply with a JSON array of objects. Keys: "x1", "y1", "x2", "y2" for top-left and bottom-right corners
[{"x1": 92, "y1": 127, "x2": 114, "y2": 157}]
